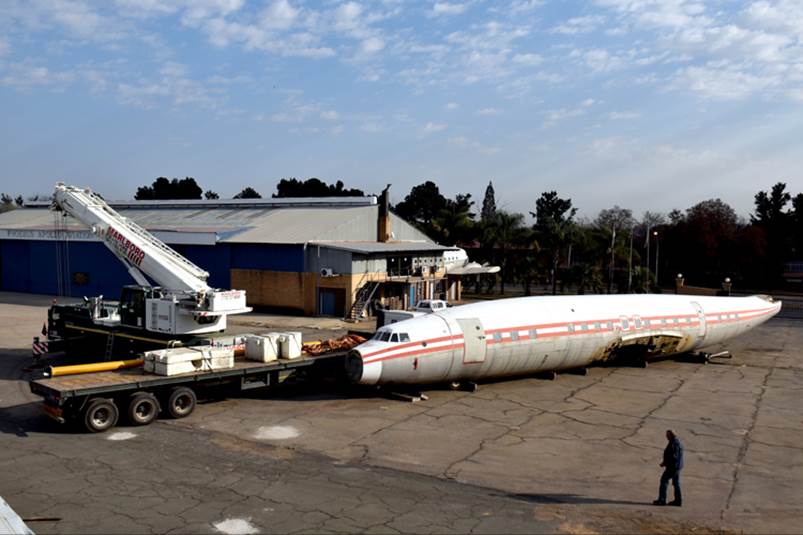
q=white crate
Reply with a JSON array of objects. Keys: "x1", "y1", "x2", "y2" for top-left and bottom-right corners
[
  {"x1": 146, "y1": 346, "x2": 234, "y2": 376},
  {"x1": 245, "y1": 334, "x2": 279, "y2": 362},
  {"x1": 279, "y1": 331, "x2": 302, "y2": 359}
]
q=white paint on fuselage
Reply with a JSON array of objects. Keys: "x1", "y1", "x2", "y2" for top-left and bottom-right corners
[{"x1": 353, "y1": 294, "x2": 781, "y2": 385}]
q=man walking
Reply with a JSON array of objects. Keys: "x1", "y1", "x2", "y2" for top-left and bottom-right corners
[{"x1": 654, "y1": 429, "x2": 684, "y2": 506}]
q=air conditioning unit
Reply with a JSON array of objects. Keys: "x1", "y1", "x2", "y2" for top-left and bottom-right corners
[{"x1": 321, "y1": 268, "x2": 335, "y2": 277}]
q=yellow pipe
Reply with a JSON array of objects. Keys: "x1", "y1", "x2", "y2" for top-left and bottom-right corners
[{"x1": 48, "y1": 358, "x2": 144, "y2": 377}]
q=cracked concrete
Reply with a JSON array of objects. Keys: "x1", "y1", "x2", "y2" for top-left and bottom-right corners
[{"x1": 1, "y1": 292, "x2": 802, "y2": 533}]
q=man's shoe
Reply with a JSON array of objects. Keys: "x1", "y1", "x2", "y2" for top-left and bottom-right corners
[
  {"x1": 669, "y1": 500, "x2": 682, "y2": 507},
  {"x1": 652, "y1": 500, "x2": 666, "y2": 506}
]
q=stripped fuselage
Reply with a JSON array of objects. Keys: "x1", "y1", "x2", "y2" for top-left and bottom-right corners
[{"x1": 346, "y1": 294, "x2": 781, "y2": 385}]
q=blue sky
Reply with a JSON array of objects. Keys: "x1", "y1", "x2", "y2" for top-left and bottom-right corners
[{"x1": 1, "y1": 0, "x2": 802, "y2": 219}]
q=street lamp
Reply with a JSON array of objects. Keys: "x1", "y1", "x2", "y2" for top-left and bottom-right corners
[{"x1": 653, "y1": 230, "x2": 659, "y2": 288}]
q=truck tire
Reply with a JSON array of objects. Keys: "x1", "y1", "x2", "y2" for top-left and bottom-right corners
[
  {"x1": 166, "y1": 387, "x2": 196, "y2": 419},
  {"x1": 83, "y1": 398, "x2": 119, "y2": 433},
  {"x1": 127, "y1": 392, "x2": 159, "y2": 426}
]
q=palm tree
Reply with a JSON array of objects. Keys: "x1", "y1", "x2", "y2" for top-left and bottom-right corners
[{"x1": 486, "y1": 211, "x2": 526, "y2": 295}]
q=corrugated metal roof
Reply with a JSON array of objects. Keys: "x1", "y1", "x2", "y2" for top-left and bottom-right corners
[
  {"x1": 0, "y1": 205, "x2": 435, "y2": 245},
  {"x1": 312, "y1": 241, "x2": 456, "y2": 254},
  {"x1": 25, "y1": 196, "x2": 377, "y2": 209}
]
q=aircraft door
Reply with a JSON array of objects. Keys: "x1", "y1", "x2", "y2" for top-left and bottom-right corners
[
  {"x1": 457, "y1": 318, "x2": 487, "y2": 363},
  {"x1": 691, "y1": 301, "x2": 707, "y2": 340}
]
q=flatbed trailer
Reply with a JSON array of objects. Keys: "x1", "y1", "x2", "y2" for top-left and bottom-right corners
[{"x1": 30, "y1": 352, "x2": 348, "y2": 433}]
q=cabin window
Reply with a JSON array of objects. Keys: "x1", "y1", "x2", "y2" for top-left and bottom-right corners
[
  {"x1": 594, "y1": 322, "x2": 601, "y2": 330},
  {"x1": 511, "y1": 331, "x2": 519, "y2": 341},
  {"x1": 493, "y1": 333, "x2": 503, "y2": 342},
  {"x1": 529, "y1": 329, "x2": 538, "y2": 340},
  {"x1": 674, "y1": 318, "x2": 680, "y2": 324},
  {"x1": 390, "y1": 333, "x2": 399, "y2": 343},
  {"x1": 620, "y1": 318, "x2": 629, "y2": 330},
  {"x1": 581, "y1": 324, "x2": 588, "y2": 331},
  {"x1": 399, "y1": 333, "x2": 410, "y2": 343},
  {"x1": 634, "y1": 317, "x2": 643, "y2": 329},
  {"x1": 567, "y1": 324, "x2": 575, "y2": 333},
  {"x1": 607, "y1": 321, "x2": 614, "y2": 330},
  {"x1": 644, "y1": 319, "x2": 651, "y2": 327}
]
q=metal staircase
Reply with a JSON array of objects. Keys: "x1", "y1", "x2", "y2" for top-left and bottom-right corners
[{"x1": 346, "y1": 280, "x2": 380, "y2": 321}]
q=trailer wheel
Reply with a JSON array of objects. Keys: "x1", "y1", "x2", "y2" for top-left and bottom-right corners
[
  {"x1": 166, "y1": 387, "x2": 196, "y2": 419},
  {"x1": 83, "y1": 398, "x2": 119, "y2": 433},
  {"x1": 127, "y1": 392, "x2": 159, "y2": 426}
]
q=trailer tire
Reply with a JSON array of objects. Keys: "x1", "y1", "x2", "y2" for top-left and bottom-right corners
[
  {"x1": 83, "y1": 398, "x2": 119, "y2": 433},
  {"x1": 166, "y1": 387, "x2": 196, "y2": 419},
  {"x1": 127, "y1": 392, "x2": 159, "y2": 426}
]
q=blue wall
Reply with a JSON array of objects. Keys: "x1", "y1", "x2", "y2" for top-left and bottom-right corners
[{"x1": 0, "y1": 240, "x2": 306, "y2": 298}]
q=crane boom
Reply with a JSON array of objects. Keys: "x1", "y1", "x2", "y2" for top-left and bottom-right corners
[
  {"x1": 51, "y1": 183, "x2": 250, "y2": 336},
  {"x1": 53, "y1": 183, "x2": 211, "y2": 293}
]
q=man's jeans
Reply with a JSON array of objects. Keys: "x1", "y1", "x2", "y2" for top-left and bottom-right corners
[{"x1": 659, "y1": 470, "x2": 682, "y2": 503}]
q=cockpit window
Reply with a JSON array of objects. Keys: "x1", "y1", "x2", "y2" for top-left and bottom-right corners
[
  {"x1": 373, "y1": 330, "x2": 391, "y2": 342},
  {"x1": 399, "y1": 333, "x2": 410, "y2": 343},
  {"x1": 390, "y1": 333, "x2": 399, "y2": 342}
]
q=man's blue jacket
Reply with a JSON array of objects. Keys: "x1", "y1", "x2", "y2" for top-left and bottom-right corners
[{"x1": 663, "y1": 436, "x2": 684, "y2": 472}]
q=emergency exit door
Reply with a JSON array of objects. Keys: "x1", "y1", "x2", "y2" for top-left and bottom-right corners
[{"x1": 457, "y1": 318, "x2": 487, "y2": 363}]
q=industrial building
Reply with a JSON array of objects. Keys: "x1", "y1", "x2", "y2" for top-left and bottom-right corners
[{"x1": 0, "y1": 191, "x2": 466, "y2": 317}]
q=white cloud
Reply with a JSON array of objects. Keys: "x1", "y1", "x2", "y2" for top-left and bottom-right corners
[
  {"x1": 672, "y1": 62, "x2": 778, "y2": 100},
  {"x1": 320, "y1": 110, "x2": 339, "y2": 120},
  {"x1": 477, "y1": 107, "x2": 501, "y2": 115},
  {"x1": 543, "y1": 100, "x2": 595, "y2": 127},
  {"x1": 512, "y1": 53, "x2": 542, "y2": 66},
  {"x1": 360, "y1": 36, "x2": 385, "y2": 55},
  {"x1": 449, "y1": 135, "x2": 500, "y2": 155},
  {"x1": 0, "y1": 62, "x2": 74, "y2": 89},
  {"x1": 116, "y1": 61, "x2": 217, "y2": 108},
  {"x1": 444, "y1": 101, "x2": 459, "y2": 110},
  {"x1": 422, "y1": 121, "x2": 448, "y2": 133},
  {"x1": 260, "y1": 0, "x2": 299, "y2": 30},
  {"x1": 430, "y1": 2, "x2": 467, "y2": 17},
  {"x1": 608, "y1": 111, "x2": 641, "y2": 120},
  {"x1": 551, "y1": 15, "x2": 606, "y2": 35}
]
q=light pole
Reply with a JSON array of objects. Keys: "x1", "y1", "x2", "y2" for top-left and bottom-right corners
[
  {"x1": 628, "y1": 224, "x2": 634, "y2": 293},
  {"x1": 653, "y1": 230, "x2": 659, "y2": 288}
]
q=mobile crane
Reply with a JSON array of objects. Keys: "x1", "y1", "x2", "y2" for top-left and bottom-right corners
[{"x1": 40, "y1": 183, "x2": 251, "y2": 360}]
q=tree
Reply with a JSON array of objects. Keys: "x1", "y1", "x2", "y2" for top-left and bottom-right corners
[
  {"x1": 204, "y1": 190, "x2": 220, "y2": 200},
  {"x1": 234, "y1": 187, "x2": 262, "y2": 199},
  {"x1": 431, "y1": 193, "x2": 476, "y2": 245},
  {"x1": 0, "y1": 193, "x2": 16, "y2": 214},
  {"x1": 532, "y1": 191, "x2": 577, "y2": 295},
  {"x1": 752, "y1": 183, "x2": 793, "y2": 285},
  {"x1": 135, "y1": 177, "x2": 202, "y2": 200},
  {"x1": 480, "y1": 180, "x2": 497, "y2": 223},
  {"x1": 394, "y1": 181, "x2": 448, "y2": 233},
  {"x1": 485, "y1": 211, "x2": 527, "y2": 295},
  {"x1": 595, "y1": 206, "x2": 635, "y2": 293},
  {"x1": 273, "y1": 178, "x2": 364, "y2": 197}
]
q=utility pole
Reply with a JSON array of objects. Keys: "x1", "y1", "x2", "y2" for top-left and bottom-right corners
[
  {"x1": 645, "y1": 224, "x2": 651, "y2": 291},
  {"x1": 627, "y1": 224, "x2": 634, "y2": 293},
  {"x1": 608, "y1": 225, "x2": 616, "y2": 294}
]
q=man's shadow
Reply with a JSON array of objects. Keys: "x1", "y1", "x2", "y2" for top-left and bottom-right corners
[{"x1": 504, "y1": 493, "x2": 648, "y2": 506}]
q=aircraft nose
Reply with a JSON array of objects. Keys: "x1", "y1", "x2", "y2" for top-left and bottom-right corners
[{"x1": 346, "y1": 349, "x2": 382, "y2": 385}]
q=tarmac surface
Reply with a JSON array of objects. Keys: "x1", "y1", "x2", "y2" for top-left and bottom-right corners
[{"x1": 0, "y1": 292, "x2": 801, "y2": 534}]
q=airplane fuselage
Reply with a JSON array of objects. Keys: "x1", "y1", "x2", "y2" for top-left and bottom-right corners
[{"x1": 346, "y1": 294, "x2": 781, "y2": 385}]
